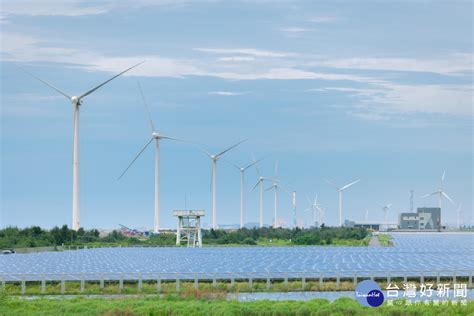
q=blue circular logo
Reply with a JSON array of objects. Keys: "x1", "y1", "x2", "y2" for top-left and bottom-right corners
[
  {"x1": 367, "y1": 289, "x2": 384, "y2": 307},
  {"x1": 355, "y1": 280, "x2": 384, "y2": 307}
]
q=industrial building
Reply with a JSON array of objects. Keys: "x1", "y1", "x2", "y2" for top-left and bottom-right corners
[
  {"x1": 344, "y1": 220, "x2": 381, "y2": 231},
  {"x1": 399, "y1": 207, "x2": 441, "y2": 230}
]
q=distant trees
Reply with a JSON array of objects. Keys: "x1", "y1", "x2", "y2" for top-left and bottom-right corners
[
  {"x1": 202, "y1": 226, "x2": 368, "y2": 246},
  {"x1": 0, "y1": 226, "x2": 369, "y2": 249}
]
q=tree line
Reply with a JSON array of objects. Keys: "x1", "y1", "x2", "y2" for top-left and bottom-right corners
[{"x1": 0, "y1": 225, "x2": 369, "y2": 249}]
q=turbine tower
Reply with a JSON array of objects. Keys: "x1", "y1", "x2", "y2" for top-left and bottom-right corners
[
  {"x1": 265, "y1": 162, "x2": 283, "y2": 228},
  {"x1": 118, "y1": 81, "x2": 187, "y2": 233},
  {"x1": 324, "y1": 179, "x2": 360, "y2": 227},
  {"x1": 26, "y1": 62, "x2": 144, "y2": 230},
  {"x1": 421, "y1": 170, "x2": 455, "y2": 210},
  {"x1": 197, "y1": 140, "x2": 247, "y2": 229},
  {"x1": 456, "y1": 203, "x2": 462, "y2": 229},
  {"x1": 292, "y1": 191, "x2": 297, "y2": 228},
  {"x1": 252, "y1": 165, "x2": 277, "y2": 228},
  {"x1": 229, "y1": 158, "x2": 263, "y2": 228},
  {"x1": 304, "y1": 194, "x2": 324, "y2": 227}
]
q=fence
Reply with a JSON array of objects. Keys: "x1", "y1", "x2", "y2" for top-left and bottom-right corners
[{"x1": 1, "y1": 270, "x2": 472, "y2": 295}]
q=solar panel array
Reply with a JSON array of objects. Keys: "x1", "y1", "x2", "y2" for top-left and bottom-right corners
[{"x1": 1, "y1": 233, "x2": 473, "y2": 281}]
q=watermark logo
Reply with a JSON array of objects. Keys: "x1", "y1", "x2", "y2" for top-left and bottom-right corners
[{"x1": 355, "y1": 280, "x2": 384, "y2": 307}]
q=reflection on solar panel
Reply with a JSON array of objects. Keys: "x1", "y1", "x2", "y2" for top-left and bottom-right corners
[{"x1": 1, "y1": 233, "x2": 472, "y2": 281}]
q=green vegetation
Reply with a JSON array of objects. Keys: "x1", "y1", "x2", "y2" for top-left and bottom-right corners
[
  {"x1": 201, "y1": 226, "x2": 369, "y2": 246},
  {"x1": 5, "y1": 277, "x2": 469, "y2": 296},
  {"x1": 0, "y1": 291, "x2": 471, "y2": 316},
  {"x1": 377, "y1": 234, "x2": 394, "y2": 247},
  {"x1": 0, "y1": 226, "x2": 370, "y2": 249}
]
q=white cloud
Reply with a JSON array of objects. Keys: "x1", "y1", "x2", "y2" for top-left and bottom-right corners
[
  {"x1": 209, "y1": 68, "x2": 372, "y2": 82},
  {"x1": 3, "y1": 31, "x2": 471, "y2": 118},
  {"x1": 1, "y1": 32, "x2": 201, "y2": 77},
  {"x1": 309, "y1": 55, "x2": 473, "y2": 75},
  {"x1": 308, "y1": 16, "x2": 338, "y2": 23},
  {"x1": 368, "y1": 83, "x2": 473, "y2": 116},
  {"x1": 281, "y1": 27, "x2": 312, "y2": 33},
  {"x1": 316, "y1": 84, "x2": 473, "y2": 117},
  {"x1": 208, "y1": 91, "x2": 245, "y2": 96},
  {"x1": 194, "y1": 48, "x2": 293, "y2": 58},
  {"x1": 218, "y1": 56, "x2": 255, "y2": 62},
  {"x1": 0, "y1": 0, "x2": 211, "y2": 18},
  {"x1": 0, "y1": 0, "x2": 108, "y2": 17}
]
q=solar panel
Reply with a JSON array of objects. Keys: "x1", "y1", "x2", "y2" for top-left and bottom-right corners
[{"x1": 0, "y1": 233, "x2": 472, "y2": 281}]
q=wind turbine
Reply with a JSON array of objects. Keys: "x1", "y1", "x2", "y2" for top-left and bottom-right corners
[
  {"x1": 421, "y1": 170, "x2": 455, "y2": 210},
  {"x1": 324, "y1": 179, "x2": 360, "y2": 227},
  {"x1": 265, "y1": 162, "x2": 284, "y2": 228},
  {"x1": 291, "y1": 191, "x2": 297, "y2": 228},
  {"x1": 26, "y1": 62, "x2": 144, "y2": 230},
  {"x1": 304, "y1": 194, "x2": 324, "y2": 227},
  {"x1": 197, "y1": 140, "x2": 247, "y2": 229},
  {"x1": 228, "y1": 157, "x2": 264, "y2": 228},
  {"x1": 378, "y1": 203, "x2": 392, "y2": 223},
  {"x1": 252, "y1": 164, "x2": 277, "y2": 228},
  {"x1": 455, "y1": 203, "x2": 462, "y2": 229},
  {"x1": 117, "y1": 81, "x2": 187, "y2": 233}
]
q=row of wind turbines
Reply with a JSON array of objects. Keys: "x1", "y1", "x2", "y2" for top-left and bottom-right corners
[
  {"x1": 26, "y1": 62, "x2": 465, "y2": 232},
  {"x1": 26, "y1": 61, "x2": 290, "y2": 232}
]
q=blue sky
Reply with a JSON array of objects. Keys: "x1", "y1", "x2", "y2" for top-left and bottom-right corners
[{"x1": 1, "y1": 0, "x2": 472, "y2": 230}]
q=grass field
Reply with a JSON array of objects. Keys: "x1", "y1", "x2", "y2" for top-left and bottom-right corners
[
  {"x1": 377, "y1": 234, "x2": 394, "y2": 247},
  {"x1": 0, "y1": 291, "x2": 471, "y2": 316},
  {"x1": 2, "y1": 277, "x2": 470, "y2": 295}
]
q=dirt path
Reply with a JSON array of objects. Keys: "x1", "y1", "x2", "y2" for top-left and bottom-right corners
[{"x1": 368, "y1": 235, "x2": 381, "y2": 247}]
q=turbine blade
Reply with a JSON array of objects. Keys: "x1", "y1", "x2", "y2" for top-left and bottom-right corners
[
  {"x1": 341, "y1": 179, "x2": 361, "y2": 191},
  {"x1": 79, "y1": 61, "x2": 144, "y2": 100},
  {"x1": 279, "y1": 184, "x2": 291, "y2": 196},
  {"x1": 314, "y1": 194, "x2": 318, "y2": 206},
  {"x1": 252, "y1": 180, "x2": 260, "y2": 191},
  {"x1": 323, "y1": 178, "x2": 339, "y2": 190},
  {"x1": 137, "y1": 80, "x2": 155, "y2": 132},
  {"x1": 263, "y1": 177, "x2": 280, "y2": 182},
  {"x1": 442, "y1": 170, "x2": 446, "y2": 182},
  {"x1": 25, "y1": 70, "x2": 71, "y2": 99},
  {"x1": 117, "y1": 137, "x2": 154, "y2": 180},
  {"x1": 216, "y1": 139, "x2": 247, "y2": 158},
  {"x1": 244, "y1": 156, "x2": 265, "y2": 171},
  {"x1": 223, "y1": 158, "x2": 241, "y2": 170},
  {"x1": 264, "y1": 186, "x2": 273, "y2": 191},
  {"x1": 194, "y1": 144, "x2": 212, "y2": 158},
  {"x1": 441, "y1": 191, "x2": 455, "y2": 205},
  {"x1": 160, "y1": 135, "x2": 190, "y2": 143},
  {"x1": 255, "y1": 164, "x2": 261, "y2": 178},
  {"x1": 421, "y1": 192, "x2": 436, "y2": 198}
]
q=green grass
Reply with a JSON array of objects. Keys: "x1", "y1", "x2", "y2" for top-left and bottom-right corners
[
  {"x1": 3, "y1": 277, "x2": 470, "y2": 296},
  {"x1": 0, "y1": 291, "x2": 471, "y2": 316},
  {"x1": 377, "y1": 234, "x2": 394, "y2": 247}
]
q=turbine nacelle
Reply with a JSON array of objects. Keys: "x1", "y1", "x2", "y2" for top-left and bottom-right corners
[
  {"x1": 71, "y1": 96, "x2": 80, "y2": 105},
  {"x1": 152, "y1": 132, "x2": 162, "y2": 139}
]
